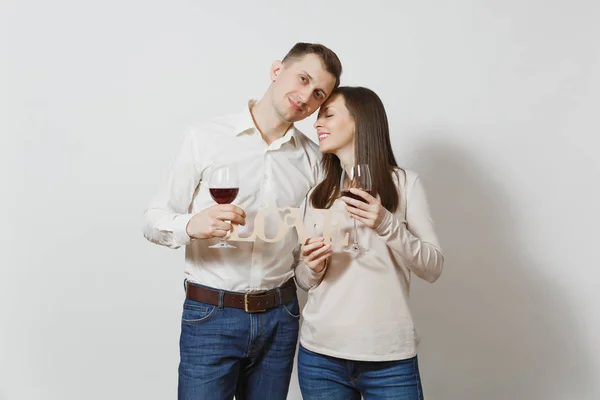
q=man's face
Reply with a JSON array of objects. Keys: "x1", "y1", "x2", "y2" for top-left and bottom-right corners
[{"x1": 269, "y1": 54, "x2": 337, "y2": 123}]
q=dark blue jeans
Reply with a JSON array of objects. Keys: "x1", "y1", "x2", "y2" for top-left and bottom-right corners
[
  {"x1": 178, "y1": 282, "x2": 300, "y2": 400},
  {"x1": 298, "y1": 344, "x2": 424, "y2": 400}
]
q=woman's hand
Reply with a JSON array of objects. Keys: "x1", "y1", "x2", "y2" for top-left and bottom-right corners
[
  {"x1": 341, "y1": 188, "x2": 386, "y2": 229},
  {"x1": 301, "y1": 237, "x2": 332, "y2": 273}
]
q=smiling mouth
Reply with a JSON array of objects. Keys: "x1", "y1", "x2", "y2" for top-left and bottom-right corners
[
  {"x1": 318, "y1": 133, "x2": 330, "y2": 142},
  {"x1": 288, "y1": 98, "x2": 303, "y2": 112}
]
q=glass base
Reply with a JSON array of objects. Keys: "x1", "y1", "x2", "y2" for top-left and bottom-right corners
[
  {"x1": 343, "y1": 243, "x2": 369, "y2": 253},
  {"x1": 209, "y1": 240, "x2": 236, "y2": 249}
]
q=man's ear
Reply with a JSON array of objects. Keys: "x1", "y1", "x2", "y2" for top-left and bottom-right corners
[{"x1": 270, "y1": 60, "x2": 283, "y2": 82}]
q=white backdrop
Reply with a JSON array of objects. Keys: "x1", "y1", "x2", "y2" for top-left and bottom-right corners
[{"x1": 2, "y1": 1, "x2": 599, "y2": 399}]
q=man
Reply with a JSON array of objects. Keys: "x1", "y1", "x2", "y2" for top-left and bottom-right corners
[{"x1": 143, "y1": 43, "x2": 342, "y2": 399}]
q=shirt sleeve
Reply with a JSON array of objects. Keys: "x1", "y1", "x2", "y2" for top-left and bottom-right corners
[
  {"x1": 292, "y1": 194, "x2": 327, "y2": 291},
  {"x1": 374, "y1": 175, "x2": 444, "y2": 283},
  {"x1": 142, "y1": 128, "x2": 206, "y2": 249}
]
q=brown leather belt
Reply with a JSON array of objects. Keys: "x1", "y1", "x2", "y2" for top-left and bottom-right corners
[{"x1": 185, "y1": 278, "x2": 297, "y2": 313}]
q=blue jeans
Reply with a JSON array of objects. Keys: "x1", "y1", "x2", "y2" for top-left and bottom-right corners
[
  {"x1": 298, "y1": 344, "x2": 424, "y2": 400},
  {"x1": 178, "y1": 282, "x2": 300, "y2": 400}
]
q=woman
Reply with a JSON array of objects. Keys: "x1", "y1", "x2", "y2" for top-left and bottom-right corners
[{"x1": 294, "y1": 86, "x2": 444, "y2": 399}]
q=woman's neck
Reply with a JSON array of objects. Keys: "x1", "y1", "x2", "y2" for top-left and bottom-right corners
[{"x1": 335, "y1": 145, "x2": 355, "y2": 167}]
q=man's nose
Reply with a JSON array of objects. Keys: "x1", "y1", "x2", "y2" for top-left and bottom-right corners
[{"x1": 299, "y1": 87, "x2": 313, "y2": 104}]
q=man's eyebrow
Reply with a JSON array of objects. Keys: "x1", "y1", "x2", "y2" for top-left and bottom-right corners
[
  {"x1": 300, "y1": 70, "x2": 313, "y2": 81},
  {"x1": 301, "y1": 70, "x2": 328, "y2": 97}
]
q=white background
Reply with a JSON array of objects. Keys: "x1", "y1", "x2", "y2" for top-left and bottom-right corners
[{"x1": 2, "y1": 1, "x2": 599, "y2": 399}]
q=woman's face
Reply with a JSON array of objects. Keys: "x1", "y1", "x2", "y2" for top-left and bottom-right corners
[{"x1": 313, "y1": 94, "x2": 355, "y2": 155}]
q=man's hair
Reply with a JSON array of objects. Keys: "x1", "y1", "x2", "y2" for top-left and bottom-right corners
[{"x1": 282, "y1": 43, "x2": 342, "y2": 89}]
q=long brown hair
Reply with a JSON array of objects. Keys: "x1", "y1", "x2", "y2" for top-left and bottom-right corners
[{"x1": 310, "y1": 86, "x2": 400, "y2": 212}]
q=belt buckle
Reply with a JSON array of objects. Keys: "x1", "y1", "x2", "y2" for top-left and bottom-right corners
[{"x1": 244, "y1": 291, "x2": 267, "y2": 313}]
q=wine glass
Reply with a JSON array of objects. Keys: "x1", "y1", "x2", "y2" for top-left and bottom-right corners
[
  {"x1": 340, "y1": 164, "x2": 372, "y2": 252},
  {"x1": 208, "y1": 164, "x2": 239, "y2": 249}
]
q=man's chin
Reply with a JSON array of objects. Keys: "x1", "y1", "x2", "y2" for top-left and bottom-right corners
[
  {"x1": 276, "y1": 108, "x2": 301, "y2": 123},
  {"x1": 287, "y1": 105, "x2": 309, "y2": 121}
]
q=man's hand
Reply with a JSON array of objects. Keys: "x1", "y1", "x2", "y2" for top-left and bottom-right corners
[{"x1": 186, "y1": 204, "x2": 246, "y2": 240}]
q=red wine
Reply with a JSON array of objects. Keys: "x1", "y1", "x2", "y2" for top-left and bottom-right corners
[
  {"x1": 341, "y1": 189, "x2": 371, "y2": 203},
  {"x1": 210, "y1": 188, "x2": 239, "y2": 204}
]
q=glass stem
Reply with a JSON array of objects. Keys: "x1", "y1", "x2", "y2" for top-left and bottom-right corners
[
  {"x1": 225, "y1": 220, "x2": 232, "y2": 241},
  {"x1": 353, "y1": 218, "x2": 358, "y2": 246}
]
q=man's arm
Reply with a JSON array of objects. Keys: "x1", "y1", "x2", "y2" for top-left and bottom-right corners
[
  {"x1": 143, "y1": 128, "x2": 247, "y2": 249},
  {"x1": 143, "y1": 128, "x2": 203, "y2": 249}
]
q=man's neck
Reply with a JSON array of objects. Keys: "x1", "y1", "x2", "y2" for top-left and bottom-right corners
[{"x1": 250, "y1": 98, "x2": 293, "y2": 146}]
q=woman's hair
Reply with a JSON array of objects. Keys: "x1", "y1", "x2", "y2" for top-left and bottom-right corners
[{"x1": 310, "y1": 86, "x2": 401, "y2": 212}]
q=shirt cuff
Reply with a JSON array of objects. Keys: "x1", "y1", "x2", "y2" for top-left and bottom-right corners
[
  {"x1": 375, "y1": 207, "x2": 408, "y2": 236},
  {"x1": 173, "y1": 213, "x2": 195, "y2": 247},
  {"x1": 308, "y1": 259, "x2": 328, "y2": 279},
  {"x1": 375, "y1": 208, "x2": 394, "y2": 236}
]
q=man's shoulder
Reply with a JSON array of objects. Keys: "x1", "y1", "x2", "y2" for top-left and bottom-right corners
[{"x1": 187, "y1": 111, "x2": 243, "y2": 139}]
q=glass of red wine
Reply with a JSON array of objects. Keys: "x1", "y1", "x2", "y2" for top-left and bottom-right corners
[
  {"x1": 340, "y1": 164, "x2": 372, "y2": 252},
  {"x1": 208, "y1": 164, "x2": 239, "y2": 249}
]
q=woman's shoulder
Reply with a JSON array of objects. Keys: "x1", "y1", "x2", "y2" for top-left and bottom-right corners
[{"x1": 391, "y1": 167, "x2": 419, "y2": 188}]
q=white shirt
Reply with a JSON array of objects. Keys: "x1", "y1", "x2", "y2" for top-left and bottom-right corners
[
  {"x1": 143, "y1": 101, "x2": 321, "y2": 291},
  {"x1": 295, "y1": 168, "x2": 444, "y2": 361}
]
